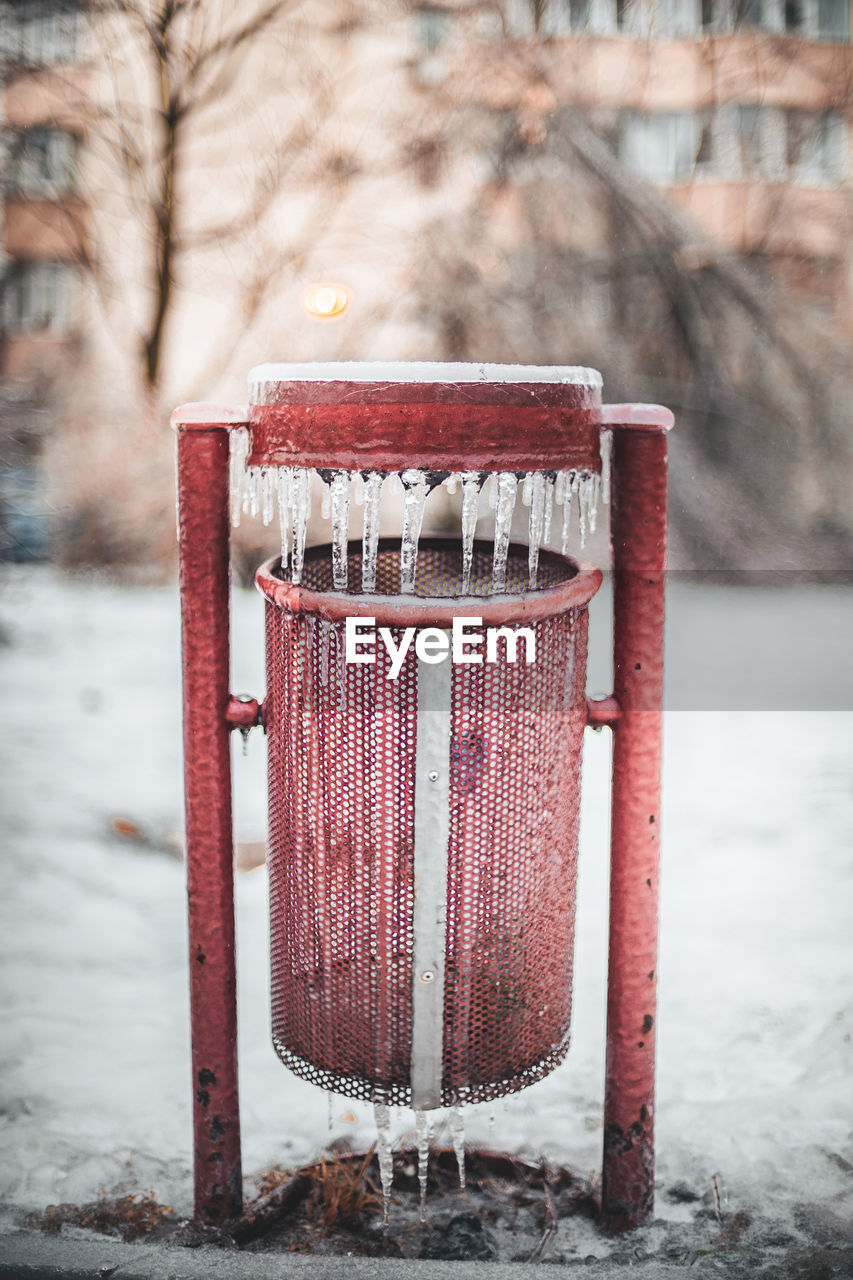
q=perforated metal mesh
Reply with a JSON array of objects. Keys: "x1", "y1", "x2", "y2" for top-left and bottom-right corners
[{"x1": 262, "y1": 542, "x2": 590, "y2": 1106}]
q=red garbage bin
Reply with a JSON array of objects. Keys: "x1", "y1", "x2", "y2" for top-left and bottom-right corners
[{"x1": 173, "y1": 363, "x2": 672, "y2": 1231}]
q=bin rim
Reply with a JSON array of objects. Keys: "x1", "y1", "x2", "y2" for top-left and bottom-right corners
[
  {"x1": 249, "y1": 360, "x2": 603, "y2": 397},
  {"x1": 255, "y1": 537, "x2": 602, "y2": 628}
]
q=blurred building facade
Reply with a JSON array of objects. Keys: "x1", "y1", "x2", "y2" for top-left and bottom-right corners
[
  {"x1": 0, "y1": 0, "x2": 850, "y2": 566},
  {"x1": 1, "y1": 0, "x2": 87, "y2": 559}
]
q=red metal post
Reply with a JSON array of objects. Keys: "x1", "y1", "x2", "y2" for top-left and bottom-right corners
[
  {"x1": 174, "y1": 404, "x2": 248, "y2": 1225},
  {"x1": 600, "y1": 406, "x2": 671, "y2": 1231}
]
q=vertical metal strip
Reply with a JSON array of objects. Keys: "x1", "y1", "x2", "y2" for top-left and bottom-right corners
[{"x1": 410, "y1": 655, "x2": 452, "y2": 1110}]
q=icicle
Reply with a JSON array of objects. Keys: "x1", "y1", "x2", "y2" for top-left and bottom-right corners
[
  {"x1": 491, "y1": 472, "x2": 518, "y2": 593},
  {"x1": 276, "y1": 468, "x2": 292, "y2": 573},
  {"x1": 560, "y1": 470, "x2": 577, "y2": 556},
  {"x1": 554, "y1": 470, "x2": 566, "y2": 507},
  {"x1": 588, "y1": 473, "x2": 602, "y2": 535},
  {"x1": 229, "y1": 427, "x2": 249, "y2": 527},
  {"x1": 528, "y1": 471, "x2": 546, "y2": 589},
  {"x1": 600, "y1": 429, "x2": 613, "y2": 506},
  {"x1": 460, "y1": 471, "x2": 481, "y2": 595},
  {"x1": 289, "y1": 467, "x2": 311, "y2": 585},
  {"x1": 330, "y1": 470, "x2": 350, "y2": 590},
  {"x1": 243, "y1": 466, "x2": 262, "y2": 519},
  {"x1": 521, "y1": 472, "x2": 533, "y2": 507},
  {"x1": 450, "y1": 1107, "x2": 466, "y2": 1189},
  {"x1": 577, "y1": 472, "x2": 599, "y2": 548},
  {"x1": 361, "y1": 471, "x2": 383, "y2": 593},
  {"x1": 543, "y1": 473, "x2": 555, "y2": 547},
  {"x1": 443, "y1": 473, "x2": 458, "y2": 496},
  {"x1": 261, "y1": 467, "x2": 275, "y2": 526},
  {"x1": 400, "y1": 469, "x2": 429, "y2": 595},
  {"x1": 374, "y1": 1102, "x2": 393, "y2": 1227},
  {"x1": 321, "y1": 483, "x2": 331, "y2": 521},
  {"x1": 415, "y1": 1109, "x2": 432, "y2": 1223}
]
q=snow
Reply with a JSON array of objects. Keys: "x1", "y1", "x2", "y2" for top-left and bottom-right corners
[
  {"x1": 0, "y1": 567, "x2": 851, "y2": 1253},
  {"x1": 248, "y1": 362, "x2": 603, "y2": 399}
]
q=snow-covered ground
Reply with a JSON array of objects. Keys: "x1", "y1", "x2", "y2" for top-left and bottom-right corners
[{"x1": 0, "y1": 567, "x2": 851, "y2": 1259}]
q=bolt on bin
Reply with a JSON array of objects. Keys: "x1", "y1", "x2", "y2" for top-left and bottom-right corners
[{"x1": 172, "y1": 362, "x2": 673, "y2": 1234}]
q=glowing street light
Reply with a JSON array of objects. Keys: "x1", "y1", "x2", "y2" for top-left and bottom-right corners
[{"x1": 302, "y1": 283, "x2": 349, "y2": 318}]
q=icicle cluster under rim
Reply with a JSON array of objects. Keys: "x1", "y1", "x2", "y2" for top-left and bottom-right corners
[{"x1": 229, "y1": 427, "x2": 611, "y2": 595}]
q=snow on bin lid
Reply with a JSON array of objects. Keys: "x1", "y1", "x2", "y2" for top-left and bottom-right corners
[
  {"x1": 249, "y1": 361, "x2": 603, "y2": 397},
  {"x1": 245, "y1": 361, "x2": 604, "y2": 473}
]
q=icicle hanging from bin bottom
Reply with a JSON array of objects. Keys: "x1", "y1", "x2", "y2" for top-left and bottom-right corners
[
  {"x1": 374, "y1": 1102, "x2": 394, "y2": 1227},
  {"x1": 415, "y1": 1109, "x2": 432, "y2": 1223},
  {"x1": 450, "y1": 1107, "x2": 466, "y2": 1189}
]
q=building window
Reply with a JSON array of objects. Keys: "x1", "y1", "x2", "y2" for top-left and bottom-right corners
[
  {"x1": 728, "y1": 0, "x2": 849, "y2": 36},
  {"x1": 418, "y1": 6, "x2": 450, "y2": 51},
  {"x1": 570, "y1": 0, "x2": 591, "y2": 27},
  {"x1": 5, "y1": 127, "x2": 77, "y2": 196},
  {"x1": 499, "y1": 0, "x2": 847, "y2": 36},
  {"x1": 737, "y1": 104, "x2": 766, "y2": 175},
  {"x1": 2, "y1": 261, "x2": 76, "y2": 336},
  {"x1": 816, "y1": 0, "x2": 849, "y2": 39},
  {"x1": 732, "y1": 105, "x2": 844, "y2": 182},
  {"x1": 619, "y1": 112, "x2": 702, "y2": 183},
  {"x1": 0, "y1": 1, "x2": 82, "y2": 66},
  {"x1": 786, "y1": 110, "x2": 845, "y2": 182}
]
